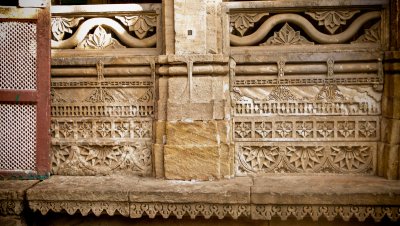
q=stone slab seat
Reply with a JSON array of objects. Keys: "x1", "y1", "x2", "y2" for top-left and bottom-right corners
[{"x1": 20, "y1": 175, "x2": 400, "y2": 221}]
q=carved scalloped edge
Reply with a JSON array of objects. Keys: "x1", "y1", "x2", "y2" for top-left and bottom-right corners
[
  {"x1": 0, "y1": 200, "x2": 24, "y2": 215},
  {"x1": 28, "y1": 201, "x2": 400, "y2": 222},
  {"x1": 29, "y1": 201, "x2": 129, "y2": 217},
  {"x1": 252, "y1": 205, "x2": 400, "y2": 222},
  {"x1": 130, "y1": 203, "x2": 250, "y2": 219}
]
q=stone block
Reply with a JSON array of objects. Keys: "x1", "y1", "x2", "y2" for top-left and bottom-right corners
[
  {"x1": 164, "y1": 145, "x2": 220, "y2": 180},
  {"x1": 220, "y1": 143, "x2": 234, "y2": 178},
  {"x1": 379, "y1": 143, "x2": 400, "y2": 180},
  {"x1": 153, "y1": 144, "x2": 164, "y2": 179},
  {"x1": 154, "y1": 121, "x2": 166, "y2": 144},
  {"x1": 166, "y1": 121, "x2": 230, "y2": 145},
  {"x1": 382, "y1": 96, "x2": 400, "y2": 119},
  {"x1": 381, "y1": 117, "x2": 400, "y2": 144},
  {"x1": 384, "y1": 74, "x2": 400, "y2": 98}
]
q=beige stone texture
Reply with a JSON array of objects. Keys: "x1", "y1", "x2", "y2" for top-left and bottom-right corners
[
  {"x1": 153, "y1": 144, "x2": 164, "y2": 179},
  {"x1": 251, "y1": 175, "x2": 400, "y2": 205},
  {"x1": 174, "y1": 0, "x2": 207, "y2": 55},
  {"x1": 0, "y1": 180, "x2": 38, "y2": 215},
  {"x1": 381, "y1": 117, "x2": 400, "y2": 145},
  {"x1": 164, "y1": 145, "x2": 221, "y2": 180}
]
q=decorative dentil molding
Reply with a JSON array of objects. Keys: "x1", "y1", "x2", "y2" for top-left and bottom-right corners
[
  {"x1": 51, "y1": 17, "x2": 84, "y2": 41},
  {"x1": 260, "y1": 23, "x2": 314, "y2": 46},
  {"x1": 115, "y1": 15, "x2": 157, "y2": 39},
  {"x1": 305, "y1": 10, "x2": 360, "y2": 34},
  {"x1": 76, "y1": 26, "x2": 126, "y2": 50},
  {"x1": 230, "y1": 12, "x2": 269, "y2": 36}
]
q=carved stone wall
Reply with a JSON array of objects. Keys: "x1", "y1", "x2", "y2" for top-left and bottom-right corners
[
  {"x1": 227, "y1": 2, "x2": 386, "y2": 176},
  {"x1": 50, "y1": 61, "x2": 155, "y2": 176}
]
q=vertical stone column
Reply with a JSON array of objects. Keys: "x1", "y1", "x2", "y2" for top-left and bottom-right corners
[
  {"x1": 379, "y1": 0, "x2": 400, "y2": 179},
  {"x1": 160, "y1": 0, "x2": 232, "y2": 180}
]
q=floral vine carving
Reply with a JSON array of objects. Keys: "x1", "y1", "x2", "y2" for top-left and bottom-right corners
[
  {"x1": 237, "y1": 145, "x2": 373, "y2": 174},
  {"x1": 76, "y1": 26, "x2": 125, "y2": 49},
  {"x1": 51, "y1": 17, "x2": 84, "y2": 41},
  {"x1": 261, "y1": 23, "x2": 314, "y2": 45},
  {"x1": 115, "y1": 15, "x2": 157, "y2": 39},
  {"x1": 305, "y1": 10, "x2": 360, "y2": 34},
  {"x1": 267, "y1": 85, "x2": 297, "y2": 101},
  {"x1": 230, "y1": 12, "x2": 269, "y2": 36}
]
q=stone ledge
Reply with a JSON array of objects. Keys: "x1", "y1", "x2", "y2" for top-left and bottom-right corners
[
  {"x1": 0, "y1": 180, "x2": 39, "y2": 215},
  {"x1": 5, "y1": 175, "x2": 399, "y2": 222}
]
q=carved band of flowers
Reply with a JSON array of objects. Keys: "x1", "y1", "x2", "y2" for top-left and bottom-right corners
[
  {"x1": 237, "y1": 145, "x2": 374, "y2": 174},
  {"x1": 29, "y1": 201, "x2": 399, "y2": 222},
  {"x1": 230, "y1": 11, "x2": 380, "y2": 46},
  {"x1": 29, "y1": 200, "x2": 129, "y2": 217},
  {"x1": 234, "y1": 119, "x2": 378, "y2": 140},
  {"x1": 131, "y1": 203, "x2": 250, "y2": 219},
  {"x1": 253, "y1": 205, "x2": 399, "y2": 222}
]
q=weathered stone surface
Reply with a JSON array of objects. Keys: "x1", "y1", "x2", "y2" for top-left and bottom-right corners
[
  {"x1": 251, "y1": 175, "x2": 400, "y2": 205},
  {"x1": 0, "y1": 216, "x2": 26, "y2": 226},
  {"x1": 381, "y1": 117, "x2": 400, "y2": 144},
  {"x1": 164, "y1": 145, "x2": 220, "y2": 180},
  {"x1": 166, "y1": 121, "x2": 230, "y2": 146},
  {"x1": 27, "y1": 176, "x2": 138, "y2": 201},
  {"x1": 0, "y1": 180, "x2": 38, "y2": 215},
  {"x1": 129, "y1": 176, "x2": 251, "y2": 204},
  {"x1": 153, "y1": 144, "x2": 164, "y2": 179}
]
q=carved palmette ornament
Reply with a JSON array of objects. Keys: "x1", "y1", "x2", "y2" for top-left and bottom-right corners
[
  {"x1": 76, "y1": 26, "x2": 126, "y2": 49},
  {"x1": 51, "y1": 17, "x2": 84, "y2": 41},
  {"x1": 260, "y1": 23, "x2": 314, "y2": 46},
  {"x1": 305, "y1": 10, "x2": 360, "y2": 34},
  {"x1": 115, "y1": 15, "x2": 157, "y2": 39},
  {"x1": 230, "y1": 12, "x2": 269, "y2": 36}
]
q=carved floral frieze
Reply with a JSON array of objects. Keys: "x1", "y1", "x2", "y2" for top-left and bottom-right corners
[{"x1": 237, "y1": 143, "x2": 374, "y2": 174}]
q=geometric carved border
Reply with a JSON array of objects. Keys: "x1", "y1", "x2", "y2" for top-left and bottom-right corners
[{"x1": 234, "y1": 116, "x2": 379, "y2": 142}]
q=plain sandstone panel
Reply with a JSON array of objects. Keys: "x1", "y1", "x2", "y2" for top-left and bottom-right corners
[
  {"x1": 164, "y1": 145, "x2": 220, "y2": 180},
  {"x1": 174, "y1": 0, "x2": 207, "y2": 55}
]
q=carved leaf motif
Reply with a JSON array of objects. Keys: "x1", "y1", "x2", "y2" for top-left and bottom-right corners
[
  {"x1": 296, "y1": 122, "x2": 313, "y2": 138},
  {"x1": 261, "y1": 23, "x2": 314, "y2": 46},
  {"x1": 305, "y1": 10, "x2": 360, "y2": 34},
  {"x1": 338, "y1": 121, "x2": 355, "y2": 138},
  {"x1": 317, "y1": 122, "x2": 334, "y2": 138},
  {"x1": 235, "y1": 122, "x2": 251, "y2": 138},
  {"x1": 352, "y1": 22, "x2": 381, "y2": 44},
  {"x1": 76, "y1": 26, "x2": 126, "y2": 50},
  {"x1": 59, "y1": 122, "x2": 73, "y2": 138},
  {"x1": 230, "y1": 13, "x2": 269, "y2": 36},
  {"x1": 77, "y1": 122, "x2": 92, "y2": 138},
  {"x1": 84, "y1": 88, "x2": 115, "y2": 103},
  {"x1": 115, "y1": 15, "x2": 157, "y2": 39},
  {"x1": 316, "y1": 84, "x2": 346, "y2": 101},
  {"x1": 330, "y1": 146, "x2": 371, "y2": 171},
  {"x1": 240, "y1": 146, "x2": 280, "y2": 171},
  {"x1": 267, "y1": 85, "x2": 297, "y2": 101},
  {"x1": 51, "y1": 17, "x2": 84, "y2": 41},
  {"x1": 97, "y1": 122, "x2": 111, "y2": 138},
  {"x1": 286, "y1": 146, "x2": 324, "y2": 171}
]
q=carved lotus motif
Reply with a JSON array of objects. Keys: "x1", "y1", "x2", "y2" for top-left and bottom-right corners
[
  {"x1": 76, "y1": 26, "x2": 125, "y2": 50},
  {"x1": 230, "y1": 13, "x2": 268, "y2": 36},
  {"x1": 239, "y1": 146, "x2": 280, "y2": 172},
  {"x1": 261, "y1": 23, "x2": 313, "y2": 46},
  {"x1": 306, "y1": 10, "x2": 360, "y2": 34},
  {"x1": 51, "y1": 17, "x2": 83, "y2": 41},
  {"x1": 352, "y1": 22, "x2": 381, "y2": 44},
  {"x1": 286, "y1": 146, "x2": 325, "y2": 171},
  {"x1": 330, "y1": 146, "x2": 371, "y2": 171},
  {"x1": 116, "y1": 15, "x2": 157, "y2": 39}
]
